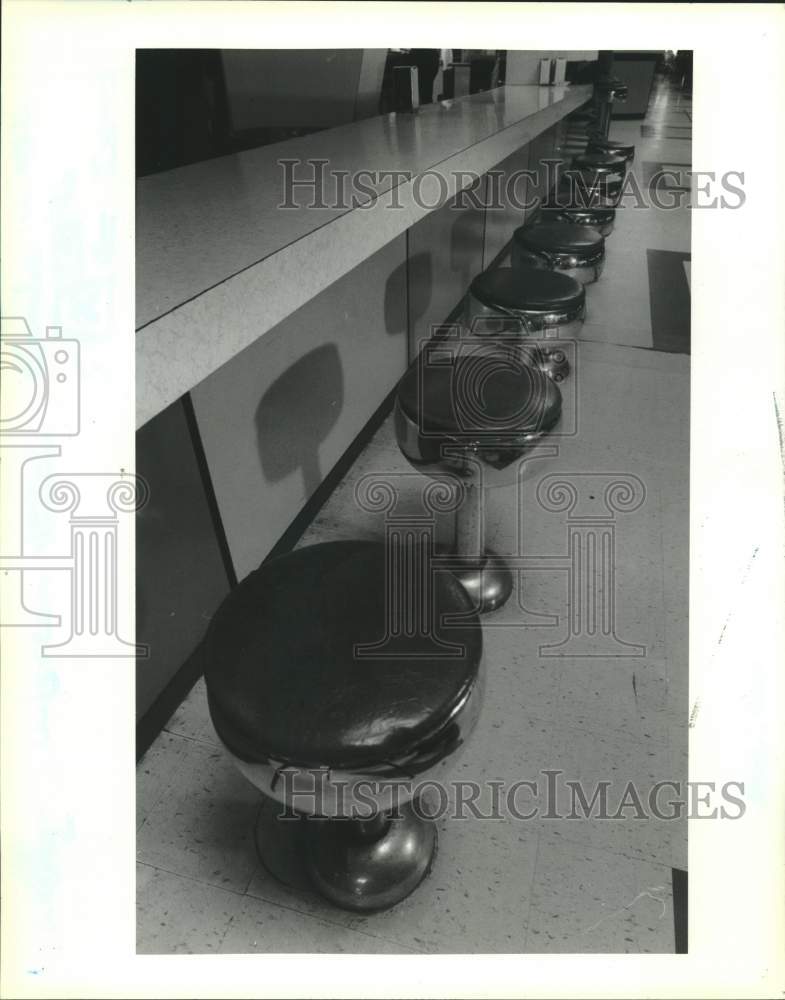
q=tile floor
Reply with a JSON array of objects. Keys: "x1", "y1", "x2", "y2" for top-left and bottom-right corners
[{"x1": 137, "y1": 79, "x2": 691, "y2": 954}]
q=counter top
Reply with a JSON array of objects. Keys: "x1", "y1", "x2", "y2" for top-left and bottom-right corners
[{"x1": 136, "y1": 83, "x2": 591, "y2": 427}]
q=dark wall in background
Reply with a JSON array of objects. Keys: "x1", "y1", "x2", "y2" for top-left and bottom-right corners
[
  {"x1": 136, "y1": 49, "x2": 508, "y2": 177},
  {"x1": 136, "y1": 50, "x2": 231, "y2": 177},
  {"x1": 611, "y1": 51, "x2": 665, "y2": 119},
  {"x1": 136, "y1": 49, "x2": 385, "y2": 177}
]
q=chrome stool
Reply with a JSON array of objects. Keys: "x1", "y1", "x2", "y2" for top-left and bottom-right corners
[
  {"x1": 204, "y1": 540, "x2": 484, "y2": 913},
  {"x1": 395, "y1": 343, "x2": 562, "y2": 613},
  {"x1": 572, "y1": 150, "x2": 628, "y2": 180},
  {"x1": 586, "y1": 135, "x2": 635, "y2": 163},
  {"x1": 536, "y1": 201, "x2": 616, "y2": 237},
  {"x1": 593, "y1": 76, "x2": 629, "y2": 138},
  {"x1": 557, "y1": 168, "x2": 623, "y2": 209},
  {"x1": 512, "y1": 221, "x2": 605, "y2": 285},
  {"x1": 465, "y1": 266, "x2": 585, "y2": 382}
]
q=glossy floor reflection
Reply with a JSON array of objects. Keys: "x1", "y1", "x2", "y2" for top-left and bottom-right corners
[{"x1": 137, "y1": 79, "x2": 690, "y2": 954}]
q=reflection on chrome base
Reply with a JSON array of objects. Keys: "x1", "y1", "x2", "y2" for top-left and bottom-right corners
[
  {"x1": 303, "y1": 800, "x2": 437, "y2": 913},
  {"x1": 520, "y1": 342, "x2": 571, "y2": 383},
  {"x1": 447, "y1": 550, "x2": 514, "y2": 615}
]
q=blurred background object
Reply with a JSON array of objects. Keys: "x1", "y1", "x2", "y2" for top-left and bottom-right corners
[{"x1": 137, "y1": 48, "x2": 513, "y2": 175}]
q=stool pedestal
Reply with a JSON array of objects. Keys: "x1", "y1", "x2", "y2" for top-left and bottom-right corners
[
  {"x1": 466, "y1": 300, "x2": 576, "y2": 384},
  {"x1": 466, "y1": 267, "x2": 584, "y2": 384},
  {"x1": 303, "y1": 802, "x2": 437, "y2": 913},
  {"x1": 394, "y1": 347, "x2": 562, "y2": 616},
  {"x1": 450, "y1": 479, "x2": 513, "y2": 614},
  {"x1": 251, "y1": 786, "x2": 439, "y2": 913},
  {"x1": 205, "y1": 540, "x2": 485, "y2": 914}
]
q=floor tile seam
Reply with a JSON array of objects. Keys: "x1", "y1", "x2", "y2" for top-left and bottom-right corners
[
  {"x1": 578, "y1": 333, "x2": 654, "y2": 351},
  {"x1": 137, "y1": 854, "x2": 415, "y2": 951},
  {"x1": 162, "y1": 726, "x2": 222, "y2": 749},
  {"x1": 139, "y1": 727, "x2": 201, "y2": 761},
  {"x1": 136, "y1": 858, "x2": 250, "y2": 900}
]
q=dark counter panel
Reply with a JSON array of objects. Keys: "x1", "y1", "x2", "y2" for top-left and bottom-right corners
[
  {"x1": 611, "y1": 52, "x2": 661, "y2": 120},
  {"x1": 136, "y1": 397, "x2": 232, "y2": 722}
]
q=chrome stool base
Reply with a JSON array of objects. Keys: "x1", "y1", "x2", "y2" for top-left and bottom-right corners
[
  {"x1": 303, "y1": 801, "x2": 437, "y2": 913},
  {"x1": 559, "y1": 260, "x2": 604, "y2": 286},
  {"x1": 511, "y1": 224, "x2": 606, "y2": 287},
  {"x1": 448, "y1": 549, "x2": 513, "y2": 615},
  {"x1": 466, "y1": 270, "x2": 584, "y2": 383},
  {"x1": 532, "y1": 345, "x2": 570, "y2": 383},
  {"x1": 395, "y1": 354, "x2": 562, "y2": 619},
  {"x1": 205, "y1": 540, "x2": 484, "y2": 916},
  {"x1": 514, "y1": 337, "x2": 572, "y2": 383}
]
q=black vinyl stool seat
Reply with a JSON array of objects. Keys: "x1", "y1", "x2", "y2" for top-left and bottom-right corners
[
  {"x1": 395, "y1": 348, "x2": 562, "y2": 470},
  {"x1": 588, "y1": 77, "x2": 629, "y2": 144},
  {"x1": 395, "y1": 345, "x2": 561, "y2": 613},
  {"x1": 471, "y1": 267, "x2": 584, "y2": 315},
  {"x1": 512, "y1": 221, "x2": 606, "y2": 285},
  {"x1": 465, "y1": 266, "x2": 585, "y2": 382},
  {"x1": 558, "y1": 169, "x2": 623, "y2": 208},
  {"x1": 205, "y1": 541, "x2": 481, "y2": 774},
  {"x1": 586, "y1": 135, "x2": 635, "y2": 162},
  {"x1": 597, "y1": 77, "x2": 628, "y2": 101},
  {"x1": 538, "y1": 201, "x2": 616, "y2": 237},
  {"x1": 204, "y1": 539, "x2": 484, "y2": 913},
  {"x1": 572, "y1": 150, "x2": 627, "y2": 179}
]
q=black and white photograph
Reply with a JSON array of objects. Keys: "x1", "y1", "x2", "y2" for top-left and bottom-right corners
[
  {"x1": 135, "y1": 45, "x2": 694, "y2": 955},
  {"x1": 2, "y1": 3, "x2": 784, "y2": 998}
]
